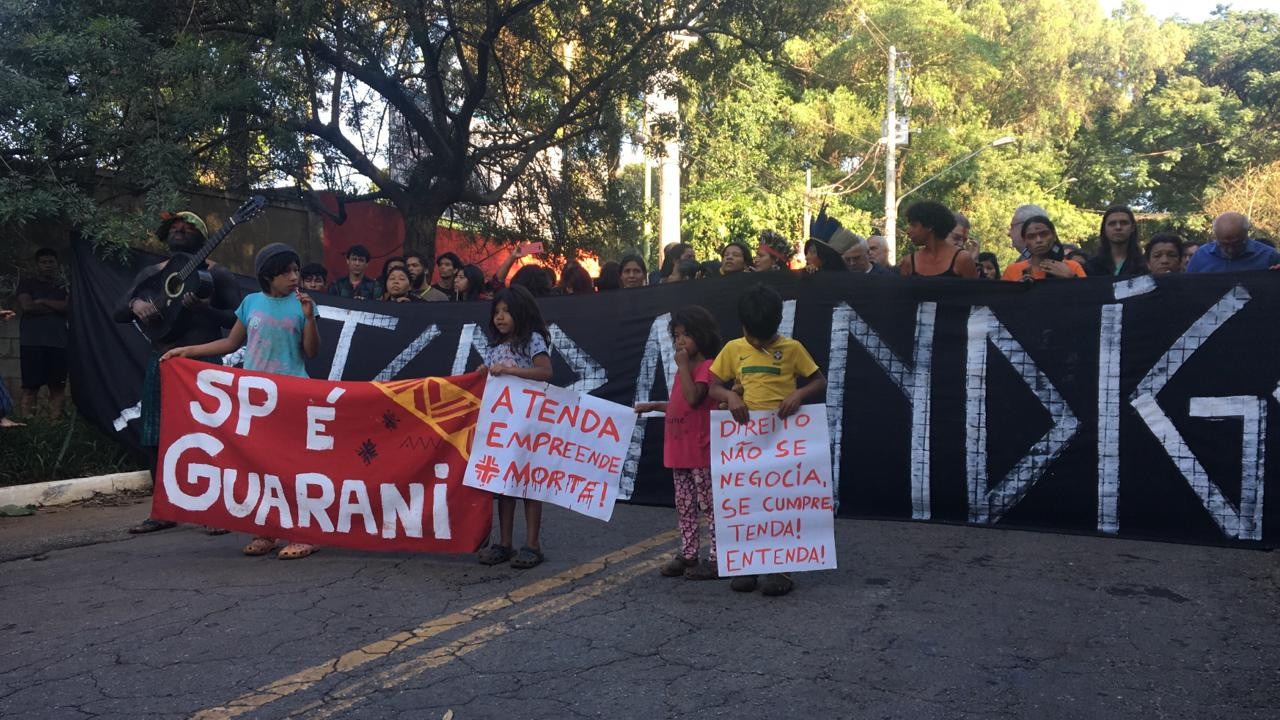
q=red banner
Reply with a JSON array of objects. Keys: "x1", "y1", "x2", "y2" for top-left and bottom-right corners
[{"x1": 153, "y1": 359, "x2": 493, "y2": 553}]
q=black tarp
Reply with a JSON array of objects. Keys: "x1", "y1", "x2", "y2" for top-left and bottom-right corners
[{"x1": 71, "y1": 238, "x2": 1280, "y2": 547}]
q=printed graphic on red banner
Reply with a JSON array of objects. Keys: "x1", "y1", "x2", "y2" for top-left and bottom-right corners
[
  {"x1": 711, "y1": 405, "x2": 838, "y2": 576},
  {"x1": 464, "y1": 377, "x2": 637, "y2": 520},
  {"x1": 153, "y1": 359, "x2": 494, "y2": 553}
]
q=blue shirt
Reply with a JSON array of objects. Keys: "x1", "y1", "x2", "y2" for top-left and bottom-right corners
[
  {"x1": 1186, "y1": 240, "x2": 1280, "y2": 273},
  {"x1": 235, "y1": 292, "x2": 310, "y2": 378}
]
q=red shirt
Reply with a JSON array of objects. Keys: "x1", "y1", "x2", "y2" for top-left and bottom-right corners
[{"x1": 664, "y1": 359, "x2": 714, "y2": 469}]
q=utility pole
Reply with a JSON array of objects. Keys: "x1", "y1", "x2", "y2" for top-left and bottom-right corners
[
  {"x1": 884, "y1": 45, "x2": 898, "y2": 267},
  {"x1": 802, "y1": 165, "x2": 812, "y2": 243},
  {"x1": 652, "y1": 32, "x2": 698, "y2": 261},
  {"x1": 642, "y1": 154, "x2": 653, "y2": 266},
  {"x1": 643, "y1": 83, "x2": 681, "y2": 263},
  {"x1": 658, "y1": 116, "x2": 681, "y2": 253}
]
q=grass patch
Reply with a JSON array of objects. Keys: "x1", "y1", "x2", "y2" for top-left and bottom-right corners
[{"x1": 0, "y1": 411, "x2": 144, "y2": 486}]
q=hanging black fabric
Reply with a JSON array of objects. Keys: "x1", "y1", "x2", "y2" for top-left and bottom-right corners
[{"x1": 71, "y1": 239, "x2": 1280, "y2": 547}]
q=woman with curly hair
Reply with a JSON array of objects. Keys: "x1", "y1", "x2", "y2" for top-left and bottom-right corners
[{"x1": 719, "y1": 241, "x2": 753, "y2": 274}]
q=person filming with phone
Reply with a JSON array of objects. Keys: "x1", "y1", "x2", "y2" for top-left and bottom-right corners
[
  {"x1": 1001, "y1": 215, "x2": 1086, "y2": 282},
  {"x1": 485, "y1": 242, "x2": 545, "y2": 294}
]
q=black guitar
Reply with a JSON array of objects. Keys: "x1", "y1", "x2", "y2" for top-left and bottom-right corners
[{"x1": 131, "y1": 195, "x2": 267, "y2": 343}]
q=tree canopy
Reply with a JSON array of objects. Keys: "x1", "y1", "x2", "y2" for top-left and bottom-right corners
[
  {"x1": 2, "y1": 1, "x2": 1278, "y2": 267},
  {"x1": 678, "y1": 1, "x2": 1280, "y2": 265}
]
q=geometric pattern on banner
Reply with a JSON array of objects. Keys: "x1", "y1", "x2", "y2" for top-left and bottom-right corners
[
  {"x1": 966, "y1": 306, "x2": 1080, "y2": 525},
  {"x1": 1128, "y1": 284, "x2": 1261, "y2": 540},
  {"x1": 621, "y1": 313, "x2": 674, "y2": 501},
  {"x1": 826, "y1": 301, "x2": 936, "y2": 519},
  {"x1": 374, "y1": 376, "x2": 484, "y2": 459},
  {"x1": 548, "y1": 323, "x2": 608, "y2": 393}
]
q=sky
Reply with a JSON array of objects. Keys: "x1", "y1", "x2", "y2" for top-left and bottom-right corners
[{"x1": 1101, "y1": 0, "x2": 1280, "y2": 20}]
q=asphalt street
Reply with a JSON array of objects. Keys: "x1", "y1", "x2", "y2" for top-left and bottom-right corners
[{"x1": 1, "y1": 496, "x2": 1277, "y2": 719}]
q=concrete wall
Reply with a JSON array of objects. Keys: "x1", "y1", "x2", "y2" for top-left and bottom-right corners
[{"x1": 177, "y1": 188, "x2": 325, "y2": 276}]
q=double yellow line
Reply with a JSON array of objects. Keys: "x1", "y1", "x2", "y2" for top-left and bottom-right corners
[{"x1": 193, "y1": 529, "x2": 677, "y2": 720}]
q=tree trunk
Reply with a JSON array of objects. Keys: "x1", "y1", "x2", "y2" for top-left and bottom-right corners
[
  {"x1": 227, "y1": 55, "x2": 251, "y2": 193},
  {"x1": 402, "y1": 205, "x2": 443, "y2": 267}
]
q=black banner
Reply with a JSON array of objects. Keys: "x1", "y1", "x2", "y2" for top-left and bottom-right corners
[{"x1": 72, "y1": 239, "x2": 1280, "y2": 547}]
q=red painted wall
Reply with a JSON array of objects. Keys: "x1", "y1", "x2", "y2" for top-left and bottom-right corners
[{"x1": 318, "y1": 193, "x2": 598, "y2": 283}]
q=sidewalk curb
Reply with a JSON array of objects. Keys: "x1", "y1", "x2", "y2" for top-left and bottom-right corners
[{"x1": 0, "y1": 471, "x2": 151, "y2": 508}]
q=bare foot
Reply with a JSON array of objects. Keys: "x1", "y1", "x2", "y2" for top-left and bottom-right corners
[{"x1": 0, "y1": 418, "x2": 24, "y2": 428}]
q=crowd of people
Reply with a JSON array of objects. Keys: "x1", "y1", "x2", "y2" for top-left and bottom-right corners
[
  {"x1": 6, "y1": 198, "x2": 1272, "y2": 594},
  {"x1": 127, "y1": 208, "x2": 822, "y2": 596},
  {"x1": 278, "y1": 202, "x2": 1276, "y2": 309}
]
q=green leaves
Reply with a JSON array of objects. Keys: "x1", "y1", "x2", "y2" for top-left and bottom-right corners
[
  {"x1": 0, "y1": 1, "x2": 266, "y2": 250},
  {"x1": 679, "y1": 2, "x2": 1280, "y2": 264},
  {"x1": 2, "y1": 0, "x2": 1277, "y2": 264}
]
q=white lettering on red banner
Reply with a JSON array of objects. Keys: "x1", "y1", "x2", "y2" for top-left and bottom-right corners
[{"x1": 153, "y1": 359, "x2": 493, "y2": 553}]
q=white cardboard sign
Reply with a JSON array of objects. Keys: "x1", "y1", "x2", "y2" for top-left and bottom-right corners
[
  {"x1": 710, "y1": 405, "x2": 837, "y2": 576},
  {"x1": 464, "y1": 376, "x2": 636, "y2": 521}
]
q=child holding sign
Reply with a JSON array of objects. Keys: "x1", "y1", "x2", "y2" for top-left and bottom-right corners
[
  {"x1": 708, "y1": 284, "x2": 826, "y2": 597},
  {"x1": 162, "y1": 243, "x2": 321, "y2": 559},
  {"x1": 475, "y1": 285, "x2": 554, "y2": 569},
  {"x1": 635, "y1": 306, "x2": 722, "y2": 580}
]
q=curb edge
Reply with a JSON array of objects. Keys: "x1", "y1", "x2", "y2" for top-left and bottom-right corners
[{"x1": 0, "y1": 471, "x2": 151, "y2": 509}]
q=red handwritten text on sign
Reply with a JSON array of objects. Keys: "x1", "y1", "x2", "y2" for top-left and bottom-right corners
[
  {"x1": 711, "y1": 405, "x2": 838, "y2": 576},
  {"x1": 464, "y1": 377, "x2": 636, "y2": 521}
]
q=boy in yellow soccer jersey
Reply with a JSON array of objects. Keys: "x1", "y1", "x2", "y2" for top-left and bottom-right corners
[{"x1": 709, "y1": 283, "x2": 827, "y2": 597}]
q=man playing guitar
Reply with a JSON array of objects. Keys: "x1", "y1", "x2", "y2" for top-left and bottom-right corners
[{"x1": 114, "y1": 211, "x2": 242, "y2": 534}]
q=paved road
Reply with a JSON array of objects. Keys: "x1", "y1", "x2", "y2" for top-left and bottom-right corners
[{"x1": 1, "y1": 497, "x2": 1277, "y2": 719}]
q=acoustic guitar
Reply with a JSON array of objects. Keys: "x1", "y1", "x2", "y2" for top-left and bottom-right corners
[{"x1": 131, "y1": 195, "x2": 266, "y2": 343}]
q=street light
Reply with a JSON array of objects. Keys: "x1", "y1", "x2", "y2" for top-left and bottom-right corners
[
  {"x1": 1048, "y1": 176, "x2": 1078, "y2": 193},
  {"x1": 884, "y1": 135, "x2": 1015, "y2": 265}
]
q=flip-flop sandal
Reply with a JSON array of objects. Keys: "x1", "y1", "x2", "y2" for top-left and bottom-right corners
[
  {"x1": 242, "y1": 537, "x2": 278, "y2": 556},
  {"x1": 278, "y1": 543, "x2": 318, "y2": 560},
  {"x1": 510, "y1": 546, "x2": 544, "y2": 569},
  {"x1": 128, "y1": 519, "x2": 177, "y2": 534},
  {"x1": 477, "y1": 544, "x2": 514, "y2": 565},
  {"x1": 203, "y1": 526, "x2": 230, "y2": 536}
]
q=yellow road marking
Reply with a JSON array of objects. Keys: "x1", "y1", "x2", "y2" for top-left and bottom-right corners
[
  {"x1": 193, "y1": 530, "x2": 676, "y2": 720},
  {"x1": 294, "y1": 553, "x2": 668, "y2": 720}
]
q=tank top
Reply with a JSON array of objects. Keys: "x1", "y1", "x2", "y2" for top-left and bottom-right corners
[{"x1": 910, "y1": 249, "x2": 963, "y2": 278}]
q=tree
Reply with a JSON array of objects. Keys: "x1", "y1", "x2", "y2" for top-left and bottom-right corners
[
  {"x1": 0, "y1": 1, "x2": 261, "y2": 249},
  {"x1": 677, "y1": 0, "x2": 1174, "y2": 265},
  {"x1": 1205, "y1": 160, "x2": 1280, "y2": 240},
  {"x1": 1184, "y1": 9, "x2": 1280, "y2": 163},
  {"x1": 7, "y1": 0, "x2": 1275, "y2": 269},
  {"x1": 193, "y1": 0, "x2": 826, "y2": 265}
]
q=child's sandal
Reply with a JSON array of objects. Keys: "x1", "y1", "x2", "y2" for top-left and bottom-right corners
[
  {"x1": 684, "y1": 559, "x2": 720, "y2": 581},
  {"x1": 660, "y1": 555, "x2": 696, "y2": 577},
  {"x1": 242, "y1": 537, "x2": 278, "y2": 556},
  {"x1": 278, "y1": 543, "x2": 317, "y2": 560},
  {"x1": 510, "y1": 546, "x2": 544, "y2": 569},
  {"x1": 477, "y1": 544, "x2": 514, "y2": 565}
]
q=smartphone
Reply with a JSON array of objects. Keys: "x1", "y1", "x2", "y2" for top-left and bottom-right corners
[{"x1": 521, "y1": 242, "x2": 544, "y2": 255}]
